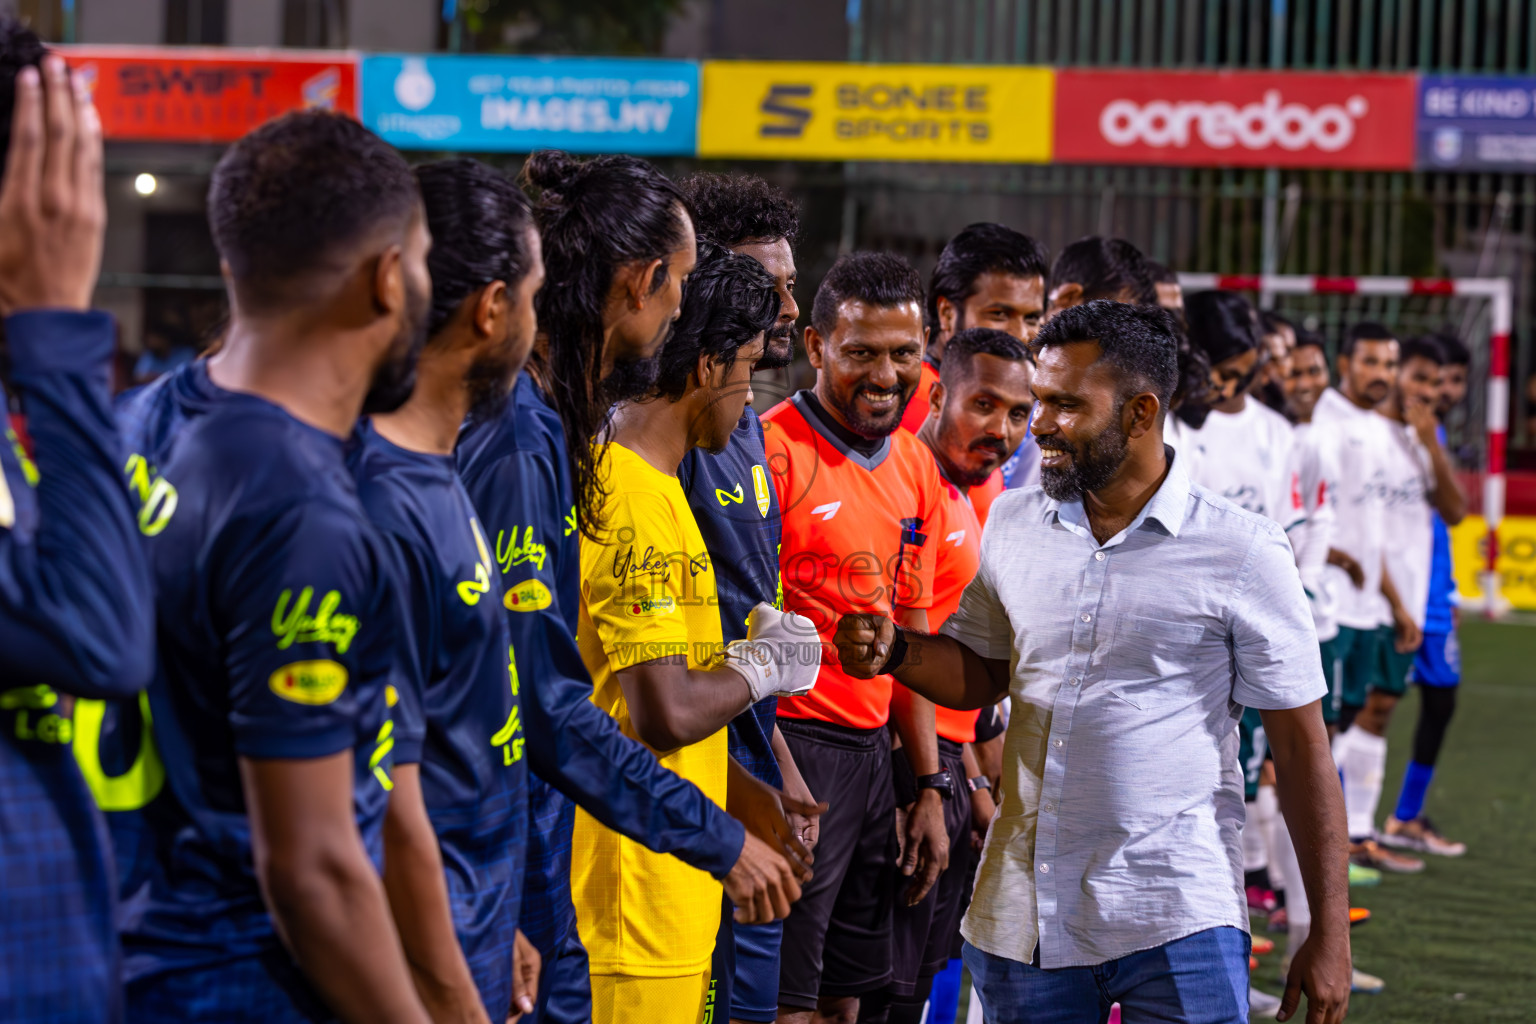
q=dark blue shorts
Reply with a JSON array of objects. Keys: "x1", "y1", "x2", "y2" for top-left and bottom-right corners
[
  {"x1": 1413, "y1": 630, "x2": 1461, "y2": 688},
  {"x1": 708, "y1": 901, "x2": 783, "y2": 1023}
]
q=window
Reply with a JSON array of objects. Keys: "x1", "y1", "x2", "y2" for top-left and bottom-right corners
[
  {"x1": 164, "y1": 0, "x2": 227, "y2": 45},
  {"x1": 283, "y1": 0, "x2": 348, "y2": 48}
]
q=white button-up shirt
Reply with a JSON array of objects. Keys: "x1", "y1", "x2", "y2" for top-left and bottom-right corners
[{"x1": 941, "y1": 448, "x2": 1325, "y2": 968}]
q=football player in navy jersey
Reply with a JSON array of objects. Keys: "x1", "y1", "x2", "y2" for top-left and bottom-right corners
[
  {"x1": 0, "y1": 33, "x2": 157, "y2": 1023},
  {"x1": 458, "y1": 151, "x2": 808, "y2": 1024},
  {"x1": 676, "y1": 171, "x2": 819, "y2": 1024},
  {"x1": 351, "y1": 158, "x2": 545, "y2": 1022},
  {"x1": 114, "y1": 111, "x2": 434, "y2": 1022}
]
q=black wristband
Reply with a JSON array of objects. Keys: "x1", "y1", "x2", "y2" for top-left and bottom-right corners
[{"x1": 876, "y1": 627, "x2": 909, "y2": 675}]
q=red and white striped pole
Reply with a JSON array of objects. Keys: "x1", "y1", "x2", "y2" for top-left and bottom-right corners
[{"x1": 1178, "y1": 272, "x2": 1512, "y2": 617}]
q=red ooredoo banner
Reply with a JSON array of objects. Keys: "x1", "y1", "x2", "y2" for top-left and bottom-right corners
[
  {"x1": 1054, "y1": 69, "x2": 1417, "y2": 170},
  {"x1": 58, "y1": 45, "x2": 359, "y2": 144}
]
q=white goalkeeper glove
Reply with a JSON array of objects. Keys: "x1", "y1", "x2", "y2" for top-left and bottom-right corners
[{"x1": 723, "y1": 602, "x2": 822, "y2": 703}]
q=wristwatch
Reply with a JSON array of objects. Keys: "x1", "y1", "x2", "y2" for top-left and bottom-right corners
[
  {"x1": 916, "y1": 770, "x2": 954, "y2": 800},
  {"x1": 967, "y1": 775, "x2": 992, "y2": 794}
]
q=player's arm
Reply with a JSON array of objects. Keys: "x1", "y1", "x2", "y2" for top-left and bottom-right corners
[
  {"x1": 382, "y1": 765, "x2": 488, "y2": 1024},
  {"x1": 889, "y1": 608, "x2": 949, "y2": 903},
  {"x1": 1230, "y1": 524, "x2": 1349, "y2": 1024},
  {"x1": 0, "y1": 56, "x2": 152, "y2": 697},
  {"x1": 242, "y1": 754, "x2": 431, "y2": 1024},
  {"x1": 373, "y1": 537, "x2": 487, "y2": 1024},
  {"x1": 217, "y1": 505, "x2": 430, "y2": 1023},
  {"x1": 1421, "y1": 426, "x2": 1466, "y2": 526},
  {"x1": 462, "y1": 448, "x2": 791, "y2": 909},
  {"x1": 771, "y1": 724, "x2": 820, "y2": 852},
  {"x1": 1379, "y1": 562, "x2": 1422, "y2": 654},
  {"x1": 616, "y1": 655, "x2": 756, "y2": 751}
]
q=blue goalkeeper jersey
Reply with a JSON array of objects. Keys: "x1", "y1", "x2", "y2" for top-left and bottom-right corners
[
  {"x1": 114, "y1": 362, "x2": 397, "y2": 1020},
  {"x1": 678, "y1": 407, "x2": 784, "y2": 788},
  {"x1": 350, "y1": 419, "x2": 528, "y2": 1020},
  {"x1": 457, "y1": 372, "x2": 745, "y2": 965},
  {"x1": 0, "y1": 311, "x2": 154, "y2": 1024}
]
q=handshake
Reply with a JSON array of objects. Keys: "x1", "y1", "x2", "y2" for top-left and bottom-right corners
[{"x1": 723, "y1": 603, "x2": 823, "y2": 703}]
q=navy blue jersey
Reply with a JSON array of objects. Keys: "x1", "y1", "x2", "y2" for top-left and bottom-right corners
[
  {"x1": 678, "y1": 408, "x2": 784, "y2": 788},
  {"x1": 349, "y1": 420, "x2": 528, "y2": 1018},
  {"x1": 114, "y1": 362, "x2": 397, "y2": 1020},
  {"x1": 457, "y1": 373, "x2": 745, "y2": 968},
  {"x1": 0, "y1": 311, "x2": 154, "y2": 1024}
]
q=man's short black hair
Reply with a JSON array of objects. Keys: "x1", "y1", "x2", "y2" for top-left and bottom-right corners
[
  {"x1": 654, "y1": 240, "x2": 779, "y2": 402},
  {"x1": 927, "y1": 222, "x2": 1049, "y2": 331},
  {"x1": 1260, "y1": 310, "x2": 1294, "y2": 336},
  {"x1": 1433, "y1": 330, "x2": 1471, "y2": 367},
  {"x1": 1146, "y1": 259, "x2": 1179, "y2": 286},
  {"x1": 1294, "y1": 328, "x2": 1328, "y2": 352},
  {"x1": 1032, "y1": 299, "x2": 1180, "y2": 411},
  {"x1": 810, "y1": 251, "x2": 924, "y2": 338},
  {"x1": 939, "y1": 327, "x2": 1030, "y2": 389},
  {"x1": 1342, "y1": 320, "x2": 1397, "y2": 356},
  {"x1": 676, "y1": 171, "x2": 798, "y2": 249},
  {"x1": 1402, "y1": 335, "x2": 1447, "y2": 366},
  {"x1": 209, "y1": 111, "x2": 419, "y2": 312},
  {"x1": 0, "y1": 17, "x2": 45, "y2": 168},
  {"x1": 1048, "y1": 237, "x2": 1158, "y2": 306}
]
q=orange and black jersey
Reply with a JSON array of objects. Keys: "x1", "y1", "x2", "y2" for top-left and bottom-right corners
[{"x1": 763, "y1": 391, "x2": 944, "y2": 732}]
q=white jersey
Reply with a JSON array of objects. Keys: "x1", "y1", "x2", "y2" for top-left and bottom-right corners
[
  {"x1": 1312, "y1": 388, "x2": 1393, "y2": 630},
  {"x1": 1289, "y1": 422, "x2": 1342, "y2": 642},
  {"x1": 1180, "y1": 399, "x2": 1300, "y2": 527},
  {"x1": 1378, "y1": 416, "x2": 1435, "y2": 630}
]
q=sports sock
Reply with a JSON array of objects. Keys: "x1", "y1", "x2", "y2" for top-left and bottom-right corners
[
  {"x1": 927, "y1": 958, "x2": 963, "y2": 1024},
  {"x1": 1339, "y1": 728, "x2": 1388, "y2": 840},
  {"x1": 1255, "y1": 785, "x2": 1283, "y2": 892},
  {"x1": 1393, "y1": 760, "x2": 1435, "y2": 822}
]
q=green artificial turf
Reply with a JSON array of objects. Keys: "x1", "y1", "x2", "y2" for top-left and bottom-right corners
[{"x1": 1250, "y1": 619, "x2": 1536, "y2": 1022}]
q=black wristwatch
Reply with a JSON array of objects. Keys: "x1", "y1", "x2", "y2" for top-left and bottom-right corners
[
  {"x1": 916, "y1": 770, "x2": 954, "y2": 800},
  {"x1": 967, "y1": 775, "x2": 992, "y2": 793}
]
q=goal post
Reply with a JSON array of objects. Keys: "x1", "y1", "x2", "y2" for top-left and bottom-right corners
[{"x1": 1177, "y1": 272, "x2": 1512, "y2": 617}]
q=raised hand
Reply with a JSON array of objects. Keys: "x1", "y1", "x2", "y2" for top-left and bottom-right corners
[{"x1": 833, "y1": 612, "x2": 898, "y2": 679}]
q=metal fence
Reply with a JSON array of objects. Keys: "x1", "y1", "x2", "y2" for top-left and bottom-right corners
[{"x1": 838, "y1": 0, "x2": 1536, "y2": 454}]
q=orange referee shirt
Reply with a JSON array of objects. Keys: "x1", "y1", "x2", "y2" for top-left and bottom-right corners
[
  {"x1": 922, "y1": 476, "x2": 984, "y2": 744},
  {"x1": 763, "y1": 392, "x2": 942, "y2": 731}
]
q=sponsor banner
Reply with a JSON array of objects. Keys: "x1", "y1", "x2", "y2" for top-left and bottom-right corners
[
  {"x1": 361, "y1": 54, "x2": 698, "y2": 154},
  {"x1": 698, "y1": 61, "x2": 1054, "y2": 163},
  {"x1": 59, "y1": 45, "x2": 357, "y2": 143},
  {"x1": 1417, "y1": 75, "x2": 1536, "y2": 171},
  {"x1": 1054, "y1": 69, "x2": 1416, "y2": 170},
  {"x1": 1452, "y1": 515, "x2": 1536, "y2": 612}
]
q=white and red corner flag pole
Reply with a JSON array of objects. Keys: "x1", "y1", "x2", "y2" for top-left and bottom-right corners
[{"x1": 1178, "y1": 273, "x2": 1511, "y2": 618}]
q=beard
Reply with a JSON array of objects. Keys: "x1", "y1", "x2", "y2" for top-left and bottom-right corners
[
  {"x1": 828, "y1": 379, "x2": 913, "y2": 440},
  {"x1": 937, "y1": 417, "x2": 1008, "y2": 488},
  {"x1": 599, "y1": 353, "x2": 662, "y2": 405},
  {"x1": 463, "y1": 351, "x2": 517, "y2": 425},
  {"x1": 754, "y1": 321, "x2": 796, "y2": 371},
  {"x1": 1037, "y1": 413, "x2": 1131, "y2": 503},
  {"x1": 361, "y1": 280, "x2": 431, "y2": 415}
]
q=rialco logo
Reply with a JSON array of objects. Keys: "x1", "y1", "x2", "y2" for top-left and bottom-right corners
[
  {"x1": 1099, "y1": 90, "x2": 1370, "y2": 153},
  {"x1": 760, "y1": 83, "x2": 813, "y2": 138}
]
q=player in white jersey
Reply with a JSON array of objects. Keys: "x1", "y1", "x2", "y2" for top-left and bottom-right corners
[
  {"x1": 1179, "y1": 290, "x2": 1299, "y2": 527},
  {"x1": 1332, "y1": 334, "x2": 1467, "y2": 873}
]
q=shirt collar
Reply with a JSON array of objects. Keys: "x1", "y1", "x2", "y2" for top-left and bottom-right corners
[{"x1": 1043, "y1": 444, "x2": 1190, "y2": 542}]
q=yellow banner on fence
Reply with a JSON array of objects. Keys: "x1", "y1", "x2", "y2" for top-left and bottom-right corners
[
  {"x1": 698, "y1": 61, "x2": 1055, "y2": 163},
  {"x1": 1451, "y1": 515, "x2": 1536, "y2": 611}
]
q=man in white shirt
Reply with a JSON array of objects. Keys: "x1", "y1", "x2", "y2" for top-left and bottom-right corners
[
  {"x1": 833, "y1": 301, "x2": 1351, "y2": 1024},
  {"x1": 1331, "y1": 333, "x2": 1467, "y2": 874}
]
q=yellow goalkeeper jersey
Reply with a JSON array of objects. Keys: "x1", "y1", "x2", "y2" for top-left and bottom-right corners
[{"x1": 572, "y1": 442, "x2": 728, "y2": 977}]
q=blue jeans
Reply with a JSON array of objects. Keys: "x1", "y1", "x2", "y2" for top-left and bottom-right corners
[{"x1": 962, "y1": 927, "x2": 1250, "y2": 1024}]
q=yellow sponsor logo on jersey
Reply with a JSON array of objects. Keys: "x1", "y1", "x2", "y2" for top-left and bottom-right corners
[
  {"x1": 271, "y1": 587, "x2": 361, "y2": 653},
  {"x1": 269, "y1": 659, "x2": 349, "y2": 705},
  {"x1": 752, "y1": 464, "x2": 771, "y2": 518},
  {"x1": 628, "y1": 595, "x2": 676, "y2": 617},
  {"x1": 716, "y1": 482, "x2": 744, "y2": 506},
  {"x1": 505, "y1": 578, "x2": 553, "y2": 612}
]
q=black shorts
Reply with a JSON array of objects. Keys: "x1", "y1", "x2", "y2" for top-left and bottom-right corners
[
  {"x1": 776, "y1": 718, "x2": 898, "y2": 1008},
  {"x1": 887, "y1": 738, "x2": 973, "y2": 996}
]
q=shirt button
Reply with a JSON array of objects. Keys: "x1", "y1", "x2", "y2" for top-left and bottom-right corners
[
  {"x1": 1069, "y1": 677, "x2": 1080, "y2": 686},
  {"x1": 1080, "y1": 613, "x2": 1092, "y2": 623},
  {"x1": 1052, "y1": 738, "x2": 1064, "y2": 748},
  {"x1": 1039, "y1": 863, "x2": 1050, "y2": 874},
  {"x1": 1094, "y1": 551, "x2": 1106, "y2": 561},
  {"x1": 1043, "y1": 802, "x2": 1055, "y2": 813}
]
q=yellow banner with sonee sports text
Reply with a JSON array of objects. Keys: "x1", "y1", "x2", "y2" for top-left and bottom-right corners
[{"x1": 698, "y1": 61, "x2": 1055, "y2": 162}]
